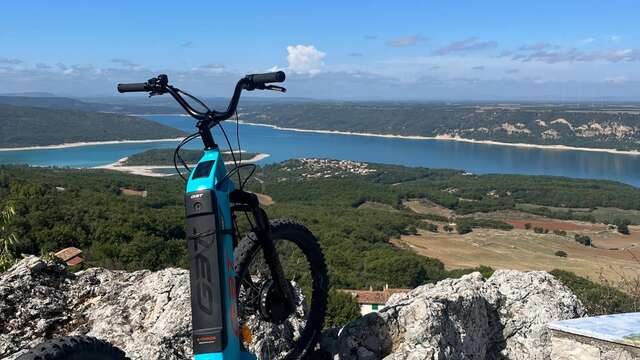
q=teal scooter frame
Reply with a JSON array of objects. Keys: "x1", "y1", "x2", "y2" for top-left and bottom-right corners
[
  {"x1": 185, "y1": 147, "x2": 251, "y2": 360},
  {"x1": 121, "y1": 72, "x2": 306, "y2": 359}
]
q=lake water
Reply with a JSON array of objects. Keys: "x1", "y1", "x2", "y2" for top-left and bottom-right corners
[{"x1": 1, "y1": 115, "x2": 638, "y2": 187}]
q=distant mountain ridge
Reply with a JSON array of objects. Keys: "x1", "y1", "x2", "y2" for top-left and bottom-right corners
[
  {"x1": 0, "y1": 92, "x2": 57, "y2": 97},
  {"x1": 2, "y1": 95, "x2": 639, "y2": 151},
  {"x1": 0, "y1": 104, "x2": 185, "y2": 148},
  {"x1": 0, "y1": 95, "x2": 178, "y2": 114},
  {"x1": 0, "y1": 94, "x2": 315, "y2": 115}
]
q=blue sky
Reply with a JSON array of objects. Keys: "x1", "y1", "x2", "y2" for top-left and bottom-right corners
[{"x1": 1, "y1": 1, "x2": 639, "y2": 99}]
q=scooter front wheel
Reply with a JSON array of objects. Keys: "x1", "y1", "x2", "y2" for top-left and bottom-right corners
[{"x1": 235, "y1": 219, "x2": 329, "y2": 360}]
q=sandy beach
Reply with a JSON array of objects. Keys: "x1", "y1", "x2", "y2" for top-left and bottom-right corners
[
  {"x1": 0, "y1": 138, "x2": 184, "y2": 152},
  {"x1": 95, "y1": 153, "x2": 270, "y2": 177}
]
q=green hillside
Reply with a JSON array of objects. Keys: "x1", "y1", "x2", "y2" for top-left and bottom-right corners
[
  {"x1": 0, "y1": 95, "x2": 178, "y2": 114},
  {"x1": 0, "y1": 104, "x2": 186, "y2": 148},
  {"x1": 1, "y1": 160, "x2": 638, "y2": 315},
  {"x1": 241, "y1": 102, "x2": 640, "y2": 151}
]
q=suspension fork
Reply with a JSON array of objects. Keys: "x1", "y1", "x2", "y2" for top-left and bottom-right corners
[{"x1": 230, "y1": 190, "x2": 296, "y2": 315}]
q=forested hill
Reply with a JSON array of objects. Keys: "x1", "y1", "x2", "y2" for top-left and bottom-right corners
[
  {"x1": 240, "y1": 102, "x2": 640, "y2": 151},
  {"x1": 0, "y1": 104, "x2": 186, "y2": 148},
  {"x1": 0, "y1": 95, "x2": 177, "y2": 114}
]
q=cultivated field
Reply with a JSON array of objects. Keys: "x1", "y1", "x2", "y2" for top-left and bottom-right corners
[
  {"x1": 394, "y1": 227, "x2": 640, "y2": 281},
  {"x1": 396, "y1": 199, "x2": 640, "y2": 283}
]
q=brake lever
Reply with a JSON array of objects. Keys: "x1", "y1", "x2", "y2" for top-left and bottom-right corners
[
  {"x1": 148, "y1": 91, "x2": 163, "y2": 97},
  {"x1": 147, "y1": 74, "x2": 169, "y2": 97},
  {"x1": 264, "y1": 85, "x2": 287, "y2": 93}
]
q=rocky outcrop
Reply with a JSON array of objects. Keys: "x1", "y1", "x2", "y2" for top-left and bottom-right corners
[
  {"x1": 1, "y1": 256, "x2": 192, "y2": 360},
  {"x1": 1, "y1": 257, "x2": 585, "y2": 360},
  {"x1": 331, "y1": 271, "x2": 585, "y2": 360}
]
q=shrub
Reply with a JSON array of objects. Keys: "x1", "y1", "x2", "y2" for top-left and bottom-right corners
[
  {"x1": 422, "y1": 213, "x2": 450, "y2": 223},
  {"x1": 403, "y1": 225, "x2": 418, "y2": 235},
  {"x1": 443, "y1": 225, "x2": 453, "y2": 232},
  {"x1": 613, "y1": 219, "x2": 631, "y2": 235},
  {"x1": 618, "y1": 223, "x2": 630, "y2": 235},
  {"x1": 419, "y1": 222, "x2": 438, "y2": 233},
  {"x1": 457, "y1": 218, "x2": 514, "y2": 231},
  {"x1": 533, "y1": 227, "x2": 544, "y2": 234},
  {"x1": 574, "y1": 234, "x2": 592, "y2": 246},
  {"x1": 554, "y1": 250, "x2": 568, "y2": 258},
  {"x1": 456, "y1": 222, "x2": 473, "y2": 234},
  {"x1": 524, "y1": 223, "x2": 532, "y2": 230},
  {"x1": 551, "y1": 269, "x2": 639, "y2": 315},
  {"x1": 553, "y1": 230, "x2": 567, "y2": 236},
  {"x1": 325, "y1": 289, "x2": 362, "y2": 328}
]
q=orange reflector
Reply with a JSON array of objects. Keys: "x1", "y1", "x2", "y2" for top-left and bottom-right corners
[{"x1": 241, "y1": 324, "x2": 253, "y2": 344}]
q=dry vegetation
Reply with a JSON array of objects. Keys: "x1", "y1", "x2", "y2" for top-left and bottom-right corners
[
  {"x1": 396, "y1": 199, "x2": 640, "y2": 285},
  {"x1": 394, "y1": 228, "x2": 639, "y2": 281}
]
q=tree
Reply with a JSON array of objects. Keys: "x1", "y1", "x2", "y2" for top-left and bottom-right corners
[
  {"x1": 574, "y1": 234, "x2": 592, "y2": 247},
  {"x1": 0, "y1": 204, "x2": 19, "y2": 272},
  {"x1": 419, "y1": 223, "x2": 438, "y2": 233},
  {"x1": 403, "y1": 225, "x2": 418, "y2": 235},
  {"x1": 456, "y1": 222, "x2": 473, "y2": 235},
  {"x1": 325, "y1": 289, "x2": 362, "y2": 328},
  {"x1": 613, "y1": 218, "x2": 631, "y2": 235},
  {"x1": 618, "y1": 223, "x2": 630, "y2": 235}
]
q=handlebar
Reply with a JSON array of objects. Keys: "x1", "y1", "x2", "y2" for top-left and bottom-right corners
[
  {"x1": 116, "y1": 71, "x2": 285, "y2": 125},
  {"x1": 117, "y1": 82, "x2": 150, "y2": 93},
  {"x1": 246, "y1": 71, "x2": 285, "y2": 86}
]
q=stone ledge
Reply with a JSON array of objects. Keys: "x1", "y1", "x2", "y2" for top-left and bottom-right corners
[{"x1": 549, "y1": 313, "x2": 640, "y2": 360}]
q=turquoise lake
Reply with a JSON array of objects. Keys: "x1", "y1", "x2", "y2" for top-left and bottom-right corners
[{"x1": 0, "y1": 115, "x2": 638, "y2": 187}]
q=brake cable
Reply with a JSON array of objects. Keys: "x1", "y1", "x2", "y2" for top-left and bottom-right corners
[{"x1": 173, "y1": 132, "x2": 200, "y2": 182}]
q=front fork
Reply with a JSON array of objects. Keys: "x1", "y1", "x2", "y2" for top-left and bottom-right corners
[{"x1": 230, "y1": 190, "x2": 297, "y2": 318}]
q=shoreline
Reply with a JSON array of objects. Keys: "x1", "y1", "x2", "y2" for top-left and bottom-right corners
[
  {"x1": 94, "y1": 153, "x2": 270, "y2": 177},
  {"x1": 2, "y1": 113, "x2": 639, "y2": 156},
  {"x1": 0, "y1": 138, "x2": 184, "y2": 152},
  {"x1": 236, "y1": 120, "x2": 640, "y2": 156}
]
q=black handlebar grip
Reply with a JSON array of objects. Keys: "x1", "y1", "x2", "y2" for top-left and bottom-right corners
[
  {"x1": 117, "y1": 82, "x2": 150, "y2": 93},
  {"x1": 247, "y1": 71, "x2": 286, "y2": 84}
]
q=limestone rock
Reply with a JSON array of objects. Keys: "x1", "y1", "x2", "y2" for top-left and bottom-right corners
[
  {"x1": 334, "y1": 271, "x2": 585, "y2": 360},
  {"x1": 338, "y1": 273, "x2": 491, "y2": 360},
  {"x1": 1, "y1": 257, "x2": 585, "y2": 360},
  {"x1": 483, "y1": 270, "x2": 587, "y2": 360},
  {"x1": 0, "y1": 256, "x2": 192, "y2": 360}
]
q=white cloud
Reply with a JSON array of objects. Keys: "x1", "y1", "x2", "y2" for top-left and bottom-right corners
[
  {"x1": 286, "y1": 45, "x2": 326, "y2": 75},
  {"x1": 580, "y1": 37, "x2": 596, "y2": 45}
]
